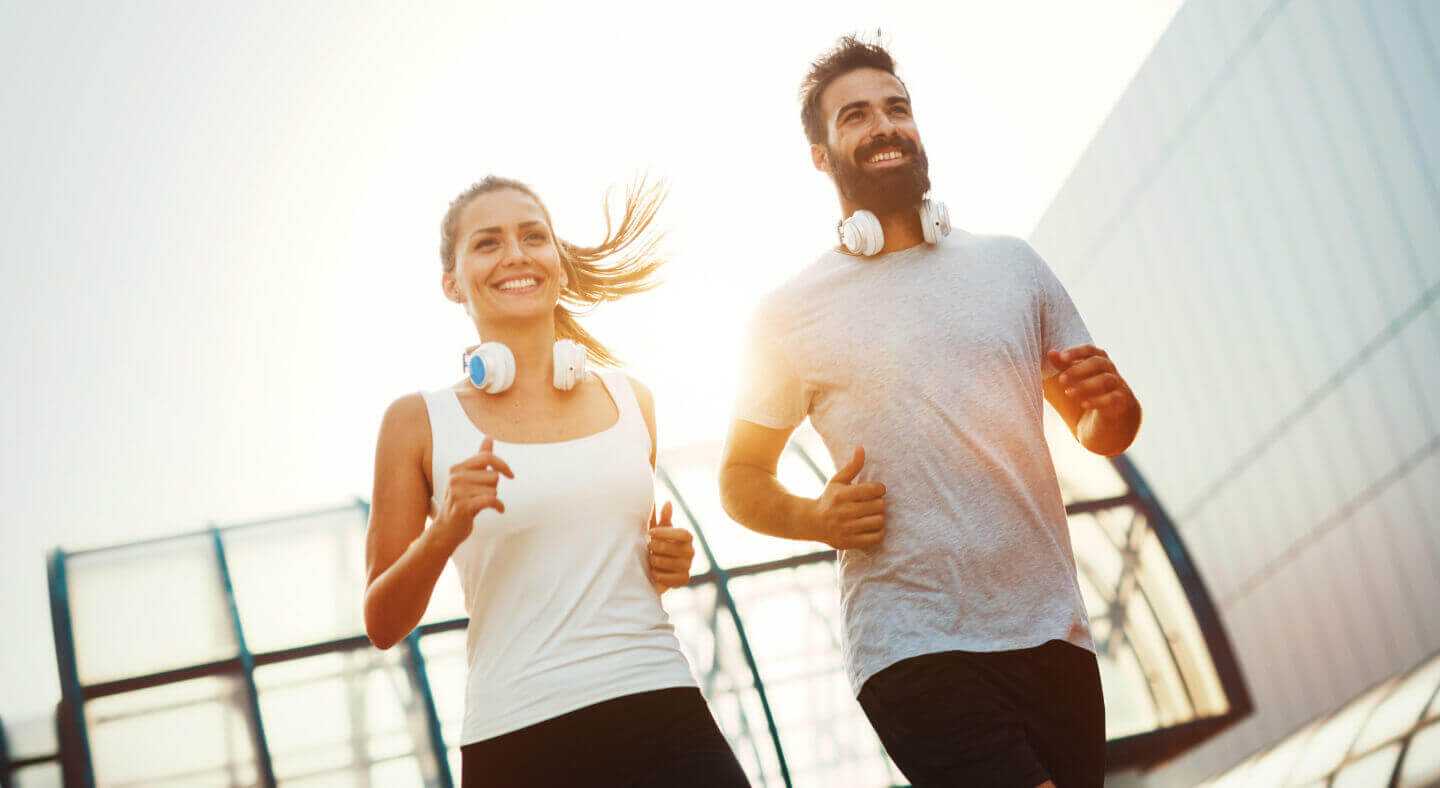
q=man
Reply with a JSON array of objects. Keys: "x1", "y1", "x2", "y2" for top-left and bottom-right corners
[{"x1": 718, "y1": 36, "x2": 1141, "y2": 787}]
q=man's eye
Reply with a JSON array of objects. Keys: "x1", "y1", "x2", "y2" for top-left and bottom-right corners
[{"x1": 890, "y1": 106, "x2": 910, "y2": 117}]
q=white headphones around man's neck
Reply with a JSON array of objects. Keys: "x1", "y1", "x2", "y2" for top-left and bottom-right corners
[
  {"x1": 837, "y1": 197, "x2": 951, "y2": 256},
  {"x1": 463, "y1": 339, "x2": 588, "y2": 393}
]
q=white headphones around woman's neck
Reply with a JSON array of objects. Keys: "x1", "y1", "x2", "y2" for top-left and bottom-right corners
[
  {"x1": 837, "y1": 197, "x2": 951, "y2": 256},
  {"x1": 463, "y1": 339, "x2": 588, "y2": 393}
]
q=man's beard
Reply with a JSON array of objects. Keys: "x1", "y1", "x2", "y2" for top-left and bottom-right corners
[{"x1": 829, "y1": 135, "x2": 932, "y2": 214}]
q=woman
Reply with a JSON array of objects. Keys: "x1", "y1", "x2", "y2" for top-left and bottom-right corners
[{"x1": 363, "y1": 176, "x2": 749, "y2": 787}]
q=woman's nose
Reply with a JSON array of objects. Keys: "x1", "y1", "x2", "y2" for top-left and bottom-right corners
[{"x1": 499, "y1": 236, "x2": 531, "y2": 264}]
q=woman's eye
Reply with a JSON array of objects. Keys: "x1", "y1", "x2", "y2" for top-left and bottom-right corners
[
  {"x1": 474, "y1": 239, "x2": 496, "y2": 251},
  {"x1": 526, "y1": 231, "x2": 548, "y2": 243}
]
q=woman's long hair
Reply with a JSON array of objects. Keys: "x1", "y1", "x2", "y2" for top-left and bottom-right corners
[{"x1": 439, "y1": 175, "x2": 666, "y2": 367}]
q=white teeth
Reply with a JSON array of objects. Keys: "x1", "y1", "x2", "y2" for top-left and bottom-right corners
[
  {"x1": 869, "y1": 150, "x2": 903, "y2": 163},
  {"x1": 496, "y1": 277, "x2": 538, "y2": 291}
]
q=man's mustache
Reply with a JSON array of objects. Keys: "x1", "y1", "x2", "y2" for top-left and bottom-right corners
[{"x1": 854, "y1": 135, "x2": 922, "y2": 167}]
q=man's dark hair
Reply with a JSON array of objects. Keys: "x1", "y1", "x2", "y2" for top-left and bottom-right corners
[{"x1": 799, "y1": 35, "x2": 906, "y2": 146}]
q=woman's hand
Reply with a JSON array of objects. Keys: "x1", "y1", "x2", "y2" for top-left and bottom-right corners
[
  {"x1": 433, "y1": 437, "x2": 513, "y2": 549},
  {"x1": 648, "y1": 501, "x2": 695, "y2": 593}
]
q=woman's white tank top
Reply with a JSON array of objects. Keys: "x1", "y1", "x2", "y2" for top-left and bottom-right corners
[{"x1": 420, "y1": 370, "x2": 697, "y2": 745}]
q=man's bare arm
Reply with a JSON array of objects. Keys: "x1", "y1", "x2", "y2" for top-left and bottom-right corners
[
  {"x1": 1043, "y1": 345, "x2": 1142, "y2": 457},
  {"x1": 719, "y1": 419, "x2": 886, "y2": 549}
]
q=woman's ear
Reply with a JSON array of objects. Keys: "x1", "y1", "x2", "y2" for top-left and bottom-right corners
[{"x1": 442, "y1": 272, "x2": 463, "y2": 303}]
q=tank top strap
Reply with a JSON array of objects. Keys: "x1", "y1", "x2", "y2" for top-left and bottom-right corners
[
  {"x1": 419, "y1": 388, "x2": 468, "y2": 441},
  {"x1": 596, "y1": 369, "x2": 651, "y2": 457}
]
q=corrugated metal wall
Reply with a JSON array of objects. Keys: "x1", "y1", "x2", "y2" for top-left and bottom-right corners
[{"x1": 1029, "y1": 1, "x2": 1440, "y2": 783}]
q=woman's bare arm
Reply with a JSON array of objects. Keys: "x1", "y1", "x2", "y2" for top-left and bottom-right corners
[{"x1": 362, "y1": 394, "x2": 457, "y2": 649}]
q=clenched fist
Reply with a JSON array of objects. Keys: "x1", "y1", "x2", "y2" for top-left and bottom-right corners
[
  {"x1": 647, "y1": 501, "x2": 695, "y2": 593},
  {"x1": 1048, "y1": 345, "x2": 1137, "y2": 421},
  {"x1": 804, "y1": 447, "x2": 886, "y2": 549},
  {"x1": 432, "y1": 436, "x2": 513, "y2": 550}
]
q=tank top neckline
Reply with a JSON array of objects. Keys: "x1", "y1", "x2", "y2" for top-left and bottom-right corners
[{"x1": 445, "y1": 369, "x2": 627, "y2": 448}]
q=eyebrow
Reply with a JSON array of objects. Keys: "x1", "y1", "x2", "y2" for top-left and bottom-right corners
[
  {"x1": 834, "y1": 95, "x2": 910, "y2": 122},
  {"x1": 467, "y1": 220, "x2": 545, "y2": 240}
]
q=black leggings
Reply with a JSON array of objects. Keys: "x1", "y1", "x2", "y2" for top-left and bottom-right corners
[{"x1": 460, "y1": 687, "x2": 751, "y2": 787}]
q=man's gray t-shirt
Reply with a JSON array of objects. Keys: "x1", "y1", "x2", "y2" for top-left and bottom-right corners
[{"x1": 736, "y1": 231, "x2": 1095, "y2": 695}]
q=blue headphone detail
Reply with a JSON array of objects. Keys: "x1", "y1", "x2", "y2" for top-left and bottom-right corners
[
  {"x1": 464, "y1": 339, "x2": 588, "y2": 393},
  {"x1": 837, "y1": 197, "x2": 951, "y2": 256}
]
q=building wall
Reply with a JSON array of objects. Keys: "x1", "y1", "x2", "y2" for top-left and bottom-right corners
[{"x1": 1028, "y1": 0, "x2": 1440, "y2": 783}]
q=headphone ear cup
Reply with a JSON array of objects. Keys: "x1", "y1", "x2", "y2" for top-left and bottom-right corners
[
  {"x1": 861, "y1": 211, "x2": 884, "y2": 255},
  {"x1": 467, "y1": 341, "x2": 516, "y2": 393},
  {"x1": 553, "y1": 339, "x2": 586, "y2": 390},
  {"x1": 919, "y1": 199, "x2": 952, "y2": 244},
  {"x1": 838, "y1": 215, "x2": 864, "y2": 255},
  {"x1": 839, "y1": 210, "x2": 884, "y2": 256}
]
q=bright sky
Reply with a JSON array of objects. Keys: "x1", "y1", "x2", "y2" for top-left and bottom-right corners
[{"x1": 0, "y1": 0, "x2": 1180, "y2": 726}]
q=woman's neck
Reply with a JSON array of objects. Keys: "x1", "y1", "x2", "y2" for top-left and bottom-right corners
[{"x1": 474, "y1": 318, "x2": 558, "y2": 393}]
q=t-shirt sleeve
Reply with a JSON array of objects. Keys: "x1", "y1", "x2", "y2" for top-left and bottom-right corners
[
  {"x1": 733, "y1": 303, "x2": 810, "y2": 430},
  {"x1": 1027, "y1": 241, "x2": 1093, "y2": 378}
]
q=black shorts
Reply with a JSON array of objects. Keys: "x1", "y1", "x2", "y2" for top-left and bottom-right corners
[
  {"x1": 857, "y1": 640, "x2": 1105, "y2": 787},
  {"x1": 460, "y1": 687, "x2": 750, "y2": 787}
]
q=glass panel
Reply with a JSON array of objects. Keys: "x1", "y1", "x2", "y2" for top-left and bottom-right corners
[
  {"x1": 1426, "y1": 676, "x2": 1440, "y2": 722},
  {"x1": 3, "y1": 710, "x2": 57, "y2": 759},
  {"x1": 1075, "y1": 565, "x2": 1109, "y2": 627},
  {"x1": 1289, "y1": 684, "x2": 1392, "y2": 785},
  {"x1": 1331, "y1": 742, "x2": 1402, "y2": 788},
  {"x1": 1070, "y1": 512, "x2": 1123, "y2": 597},
  {"x1": 1135, "y1": 527, "x2": 1228, "y2": 717},
  {"x1": 1120, "y1": 577, "x2": 1194, "y2": 727},
  {"x1": 421, "y1": 562, "x2": 469, "y2": 627},
  {"x1": 1046, "y1": 414, "x2": 1127, "y2": 504},
  {"x1": 655, "y1": 480, "x2": 712, "y2": 577},
  {"x1": 662, "y1": 453, "x2": 826, "y2": 569},
  {"x1": 1397, "y1": 720, "x2": 1440, "y2": 788},
  {"x1": 726, "y1": 565, "x2": 903, "y2": 788},
  {"x1": 1196, "y1": 755, "x2": 1254, "y2": 788},
  {"x1": 1098, "y1": 640, "x2": 1160, "y2": 739},
  {"x1": 1243, "y1": 725, "x2": 1317, "y2": 788},
  {"x1": 255, "y1": 648, "x2": 440, "y2": 787},
  {"x1": 787, "y1": 424, "x2": 835, "y2": 479},
  {"x1": 67, "y1": 536, "x2": 238, "y2": 685},
  {"x1": 776, "y1": 445, "x2": 828, "y2": 501},
  {"x1": 1355, "y1": 659, "x2": 1439, "y2": 753},
  {"x1": 224, "y1": 507, "x2": 364, "y2": 654},
  {"x1": 663, "y1": 582, "x2": 786, "y2": 786},
  {"x1": 85, "y1": 675, "x2": 259, "y2": 787},
  {"x1": 11, "y1": 762, "x2": 63, "y2": 788},
  {"x1": 416, "y1": 629, "x2": 468, "y2": 756},
  {"x1": 1093, "y1": 505, "x2": 1137, "y2": 548}
]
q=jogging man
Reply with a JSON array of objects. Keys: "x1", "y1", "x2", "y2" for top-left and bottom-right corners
[{"x1": 719, "y1": 36, "x2": 1141, "y2": 787}]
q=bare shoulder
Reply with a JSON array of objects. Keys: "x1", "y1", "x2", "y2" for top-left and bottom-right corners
[
  {"x1": 378, "y1": 392, "x2": 432, "y2": 459},
  {"x1": 622, "y1": 374, "x2": 655, "y2": 422},
  {"x1": 382, "y1": 392, "x2": 429, "y2": 432},
  {"x1": 622, "y1": 374, "x2": 658, "y2": 463}
]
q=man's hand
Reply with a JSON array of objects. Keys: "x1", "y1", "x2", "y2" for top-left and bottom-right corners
[
  {"x1": 1048, "y1": 345, "x2": 1137, "y2": 421},
  {"x1": 648, "y1": 501, "x2": 695, "y2": 593},
  {"x1": 805, "y1": 447, "x2": 886, "y2": 549},
  {"x1": 1045, "y1": 344, "x2": 1141, "y2": 456}
]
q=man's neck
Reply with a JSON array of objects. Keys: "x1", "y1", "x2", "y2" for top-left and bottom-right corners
[{"x1": 839, "y1": 197, "x2": 925, "y2": 255}]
